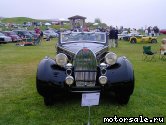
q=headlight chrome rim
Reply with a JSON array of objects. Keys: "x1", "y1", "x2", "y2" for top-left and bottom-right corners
[
  {"x1": 99, "y1": 76, "x2": 107, "y2": 85},
  {"x1": 55, "y1": 53, "x2": 68, "y2": 67},
  {"x1": 105, "y1": 52, "x2": 117, "y2": 65},
  {"x1": 65, "y1": 76, "x2": 74, "y2": 85}
]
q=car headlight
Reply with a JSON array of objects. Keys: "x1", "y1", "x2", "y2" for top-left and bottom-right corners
[
  {"x1": 105, "y1": 52, "x2": 117, "y2": 65},
  {"x1": 55, "y1": 53, "x2": 68, "y2": 66},
  {"x1": 65, "y1": 76, "x2": 74, "y2": 85},
  {"x1": 99, "y1": 76, "x2": 107, "y2": 85}
]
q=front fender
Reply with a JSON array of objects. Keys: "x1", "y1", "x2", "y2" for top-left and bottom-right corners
[
  {"x1": 36, "y1": 57, "x2": 66, "y2": 86},
  {"x1": 106, "y1": 56, "x2": 134, "y2": 85}
]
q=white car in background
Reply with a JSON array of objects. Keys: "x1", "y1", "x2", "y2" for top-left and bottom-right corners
[
  {"x1": 43, "y1": 30, "x2": 59, "y2": 39},
  {"x1": 0, "y1": 32, "x2": 12, "y2": 43},
  {"x1": 118, "y1": 31, "x2": 128, "y2": 40}
]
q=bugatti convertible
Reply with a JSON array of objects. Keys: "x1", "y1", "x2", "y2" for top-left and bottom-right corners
[{"x1": 36, "y1": 31, "x2": 134, "y2": 105}]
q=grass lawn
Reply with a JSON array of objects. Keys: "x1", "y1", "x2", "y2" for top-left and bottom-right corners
[{"x1": 0, "y1": 36, "x2": 166, "y2": 125}]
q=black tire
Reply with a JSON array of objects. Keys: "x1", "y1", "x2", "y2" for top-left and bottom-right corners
[
  {"x1": 130, "y1": 38, "x2": 136, "y2": 44},
  {"x1": 44, "y1": 97, "x2": 54, "y2": 106},
  {"x1": 151, "y1": 39, "x2": 157, "y2": 44},
  {"x1": 116, "y1": 94, "x2": 130, "y2": 105}
]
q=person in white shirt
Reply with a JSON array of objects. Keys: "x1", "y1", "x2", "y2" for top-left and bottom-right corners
[{"x1": 145, "y1": 29, "x2": 148, "y2": 36}]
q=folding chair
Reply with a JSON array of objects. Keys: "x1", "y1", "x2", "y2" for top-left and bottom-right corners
[{"x1": 143, "y1": 46, "x2": 156, "y2": 61}]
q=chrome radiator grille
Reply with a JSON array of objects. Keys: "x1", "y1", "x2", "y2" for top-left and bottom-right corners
[{"x1": 74, "y1": 48, "x2": 97, "y2": 87}]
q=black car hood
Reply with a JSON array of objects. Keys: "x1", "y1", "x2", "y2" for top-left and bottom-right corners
[{"x1": 61, "y1": 42, "x2": 106, "y2": 54}]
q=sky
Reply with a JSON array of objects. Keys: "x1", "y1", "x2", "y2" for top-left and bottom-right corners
[{"x1": 0, "y1": 0, "x2": 166, "y2": 29}]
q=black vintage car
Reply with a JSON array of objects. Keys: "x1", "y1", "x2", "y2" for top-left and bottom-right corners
[{"x1": 36, "y1": 32, "x2": 134, "y2": 105}]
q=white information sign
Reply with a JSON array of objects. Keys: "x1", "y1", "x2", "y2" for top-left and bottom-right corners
[{"x1": 81, "y1": 93, "x2": 100, "y2": 106}]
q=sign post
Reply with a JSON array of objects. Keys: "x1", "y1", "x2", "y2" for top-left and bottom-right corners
[{"x1": 81, "y1": 92, "x2": 100, "y2": 125}]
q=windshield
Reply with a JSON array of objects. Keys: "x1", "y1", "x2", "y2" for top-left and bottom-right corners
[
  {"x1": 61, "y1": 32, "x2": 106, "y2": 43},
  {"x1": 22, "y1": 31, "x2": 31, "y2": 35}
]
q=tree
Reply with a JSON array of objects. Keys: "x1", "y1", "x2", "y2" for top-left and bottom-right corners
[{"x1": 94, "y1": 18, "x2": 102, "y2": 24}]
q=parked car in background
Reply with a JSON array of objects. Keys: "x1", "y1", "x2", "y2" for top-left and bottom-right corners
[
  {"x1": 10, "y1": 24, "x2": 18, "y2": 28},
  {"x1": 118, "y1": 31, "x2": 128, "y2": 40},
  {"x1": 29, "y1": 30, "x2": 40, "y2": 39},
  {"x1": 53, "y1": 29, "x2": 60, "y2": 34},
  {"x1": 0, "y1": 32, "x2": 12, "y2": 43},
  {"x1": 0, "y1": 23, "x2": 5, "y2": 27},
  {"x1": 2, "y1": 31, "x2": 22, "y2": 42},
  {"x1": 160, "y1": 29, "x2": 166, "y2": 34},
  {"x1": 123, "y1": 32, "x2": 140, "y2": 41},
  {"x1": 43, "y1": 30, "x2": 59, "y2": 39},
  {"x1": 129, "y1": 35, "x2": 157, "y2": 44},
  {"x1": 13, "y1": 30, "x2": 33, "y2": 42},
  {"x1": 36, "y1": 32, "x2": 135, "y2": 106}
]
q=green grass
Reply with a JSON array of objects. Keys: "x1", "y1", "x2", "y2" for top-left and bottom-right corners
[
  {"x1": 0, "y1": 36, "x2": 166, "y2": 125},
  {"x1": 0, "y1": 17, "x2": 70, "y2": 30},
  {"x1": 1, "y1": 17, "x2": 46, "y2": 24}
]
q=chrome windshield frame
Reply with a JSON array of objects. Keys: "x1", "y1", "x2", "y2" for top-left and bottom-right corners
[{"x1": 60, "y1": 32, "x2": 107, "y2": 44}]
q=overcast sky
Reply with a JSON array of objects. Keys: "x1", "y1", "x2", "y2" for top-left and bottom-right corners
[{"x1": 1, "y1": 0, "x2": 166, "y2": 29}]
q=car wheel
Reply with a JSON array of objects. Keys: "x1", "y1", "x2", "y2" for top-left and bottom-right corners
[
  {"x1": 116, "y1": 94, "x2": 130, "y2": 105},
  {"x1": 151, "y1": 39, "x2": 157, "y2": 43},
  {"x1": 44, "y1": 97, "x2": 54, "y2": 106},
  {"x1": 130, "y1": 39, "x2": 136, "y2": 44}
]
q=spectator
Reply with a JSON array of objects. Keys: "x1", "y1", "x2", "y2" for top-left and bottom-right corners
[
  {"x1": 160, "y1": 38, "x2": 166, "y2": 55},
  {"x1": 150, "y1": 26, "x2": 153, "y2": 36},
  {"x1": 83, "y1": 26, "x2": 89, "y2": 32},
  {"x1": 114, "y1": 28, "x2": 119, "y2": 47},
  {"x1": 151, "y1": 29, "x2": 154, "y2": 37},
  {"x1": 40, "y1": 31, "x2": 43, "y2": 42},
  {"x1": 153, "y1": 26, "x2": 159, "y2": 36},
  {"x1": 34, "y1": 27, "x2": 41, "y2": 35},
  {"x1": 145, "y1": 29, "x2": 148, "y2": 36},
  {"x1": 128, "y1": 28, "x2": 131, "y2": 33},
  {"x1": 109, "y1": 26, "x2": 115, "y2": 48},
  {"x1": 148, "y1": 26, "x2": 151, "y2": 36}
]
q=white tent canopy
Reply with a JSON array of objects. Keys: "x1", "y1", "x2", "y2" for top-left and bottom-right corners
[
  {"x1": 59, "y1": 18, "x2": 66, "y2": 21},
  {"x1": 45, "y1": 22, "x2": 51, "y2": 26},
  {"x1": 93, "y1": 23, "x2": 99, "y2": 26}
]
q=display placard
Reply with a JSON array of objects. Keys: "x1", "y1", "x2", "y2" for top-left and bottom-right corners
[{"x1": 81, "y1": 93, "x2": 100, "y2": 106}]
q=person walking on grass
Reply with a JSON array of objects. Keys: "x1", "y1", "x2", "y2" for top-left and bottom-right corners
[
  {"x1": 114, "y1": 27, "x2": 119, "y2": 47},
  {"x1": 109, "y1": 26, "x2": 115, "y2": 48},
  {"x1": 40, "y1": 30, "x2": 43, "y2": 42}
]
